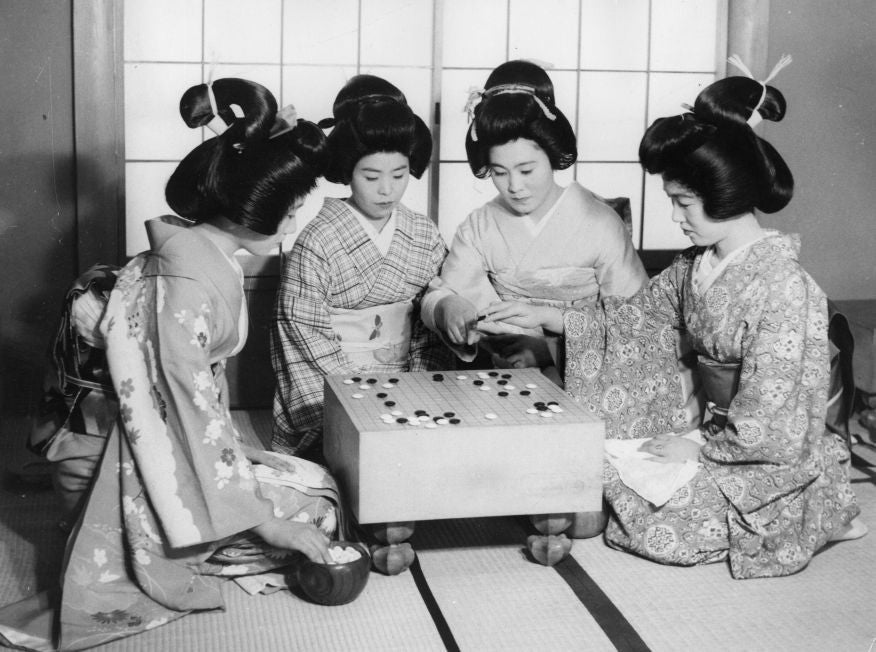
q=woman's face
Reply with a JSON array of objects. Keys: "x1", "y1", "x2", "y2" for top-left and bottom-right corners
[
  {"x1": 488, "y1": 138, "x2": 557, "y2": 218},
  {"x1": 239, "y1": 197, "x2": 304, "y2": 256},
  {"x1": 663, "y1": 179, "x2": 731, "y2": 248},
  {"x1": 348, "y1": 151, "x2": 410, "y2": 222}
]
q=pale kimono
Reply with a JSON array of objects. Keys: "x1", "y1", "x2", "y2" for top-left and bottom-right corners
[
  {"x1": 563, "y1": 231, "x2": 860, "y2": 578},
  {"x1": 272, "y1": 198, "x2": 450, "y2": 457},
  {"x1": 0, "y1": 218, "x2": 341, "y2": 651},
  {"x1": 421, "y1": 182, "x2": 647, "y2": 369}
]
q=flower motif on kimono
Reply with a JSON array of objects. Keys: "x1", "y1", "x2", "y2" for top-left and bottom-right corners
[
  {"x1": 657, "y1": 325, "x2": 677, "y2": 352},
  {"x1": 628, "y1": 416, "x2": 654, "y2": 439},
  {"x1": 191, "y1": 312, "x2": 210, "y2": 349},
  {"x1": 193, "y1": 370, "x2": 213, "y2": 392},
  {"x1": 134, "y1": 548, "x2": 151, "y2": 566},
  {"x1": 118, "y1": 378, "x2": 135, "y2": 398},
  {"x1": 776, "y1": 544, "x2": 804, "y2": 566},
  {"x1": 564, "y1": 310, "x2": 589, "y2": 337},
  {"x1": 644, "y1": 523, "x2": 679, "y2": 557},
  {"x1": 93, "y1": 548, "x2": 107, "y2": 567},
  {"x1": 580, "y1": 349, "x2": 602, "y2": 378},
  {"x1": 292, "y1": 511, "x2": 312, "y2": 524},
  {"x1": 120, "y1": 403, "x2": 134, "y2": 423},
  {"x1": 204, "y1": 419, "x2": 225, "y2": 445},
  {"x1": 734, "y1": 418, "x2": 764, "y2": 447},
  {"x1": 667, "y1": 483, "x2": 693, "y2": 508},
  {"x1": 601, "y1": 385, "x2": 628, "y2": 414},
  {"x1": 716, "y1": 474, "x2": 746, "y2": 503},
  {"x1": 156, "y1": 276, "x2": 166, "y2": 312},
  {"x1": 98, "y1": 570, "x2": 122, "y2": 583},
  {"x1": 215, "y1": 459, "x2": 234, "y2": 489},
  {"x1": 771, "y1": 329, "x2": 804, "y2": 360},
  {"x1": 615, "y1": 303, "x2": 644, "y2": 331},
  {"x1": 115, "y1": 263, "x2": 142, "y2": 292},
  {"x1": 705, "y1": 286, "x2": 731, "y2": 314}
]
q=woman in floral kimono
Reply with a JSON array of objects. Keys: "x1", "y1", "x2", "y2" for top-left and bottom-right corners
[
  {"x1": 421, "y1": 60, "x2": 647, "y2": 383},
  {"x1": 271, "y1": 75, "x2": 450, "y2": 460},
  {"x1": 0, "y1": 78, "x2": 341, "y2": 650},
  {"x1": 481, "y1": 63, "x2": 864, "y2": 578}
]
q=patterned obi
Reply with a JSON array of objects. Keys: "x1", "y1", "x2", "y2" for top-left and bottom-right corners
[
  {"x1": 328, "y1": 300, "x2": 412, "y2": 368},
  {"x1": 697, "y1": 357, "x2": 741, "y2": 429}
]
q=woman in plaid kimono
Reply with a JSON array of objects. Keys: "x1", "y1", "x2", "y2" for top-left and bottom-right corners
[
  {"x1": 0, "y1": 79, "x2": 342, "y2": 650},
  {"x1": 480, "y1": 69, "x2": 863, "y2": 578},
  {"x1": 272, "y1": 75, "x2": 449, "y2": 459}
]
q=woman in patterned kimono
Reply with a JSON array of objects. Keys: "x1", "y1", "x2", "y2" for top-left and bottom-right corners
[
  {"x1": 0, "y1": 79, "x2": 342, "y2": 650},
  {"x1": 272, "y1": 75, "x2": 450, "y2": 460},
  {"x1": 421, "y1": 60, "x2": 648, "y2": 383},
  {"x1": 480, "y1": 64, "x2": 864, "y2": 578}
]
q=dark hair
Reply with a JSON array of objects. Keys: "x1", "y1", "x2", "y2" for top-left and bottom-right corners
[
  {"x1": 638, "y1": 76, "x2": 793, "y2": 218},
  {"x1": 319, "y1": 75, "x2": 432, "y2": 184},
  {"x1": 465, "y1": 60, "x2": 577, "y2": 178},
  {"x1": 165, "y1": 78, "x2": 329, "y2": 235}
]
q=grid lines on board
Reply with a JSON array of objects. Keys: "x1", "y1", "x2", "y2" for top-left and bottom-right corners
[{"x1": 327, "y1": 368, "x2": 597, "y2": 433}]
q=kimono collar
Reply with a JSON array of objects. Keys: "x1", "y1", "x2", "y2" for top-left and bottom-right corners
[{"x1": 142, "y1": 217, "x2": 245, "y2": 300}]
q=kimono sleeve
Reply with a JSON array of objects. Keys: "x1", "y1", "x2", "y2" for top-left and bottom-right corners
[
  {"x1": 272, "y1": 230, "x2": 358, "y2": 435},
  {"x1": 103, "y1": 267, "x2": 274, "y2": 548},
  {"x1": 563, "y1": 257, "x2": 693, "y2": 439},
  {"x1": 592, "y1": 209, "x2": 648, "y2": 299},
  {"x1": 408, "y1": 229, "x2": 453, "y2": 371},
  {"x1": 421, "y1": 213, "x2": 501, "y2": 331}
]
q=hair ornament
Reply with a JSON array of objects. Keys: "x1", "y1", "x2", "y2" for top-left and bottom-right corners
[
  {"x1": 727, "y1": 53, "x2": 793, "y2": 127},
  {"x1": 205, "y1": 83, "x2": 227, "y2": 136},
  {"x1": 463, "y1": 83, "x2": 557, "y2": 142},
  {"x1": 269, "y1": 104, "x2": 299, "y2": 139}
]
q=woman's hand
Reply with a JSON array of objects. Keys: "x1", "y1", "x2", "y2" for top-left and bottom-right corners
[
  {"x1": 638, "y1": 433, "x2": 702, "y2": 463},
  {"x1": 242, "y1": 445, "x2": 298, "y2": 474},
  {"x1": 71, "y1": 289, "x2": 109, "y2": 349},
  {"x1": 480, "y1": 301, "x2": 564, "y2": 333},
  {"x1": 484, "y1": 334, "x2": 553, "y2": 369},
  {"x1": 252, "y1": 518, "x2": 332, "y2": 564},
  {"x1": 435, "y1": 294, "x2": 481, "y2": 347}
]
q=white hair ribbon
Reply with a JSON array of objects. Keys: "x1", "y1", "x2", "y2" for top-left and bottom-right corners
[
  {"x1": 727, "y1": 53, "x2": 793, "y2": 127},
  {"x1": 463, "y1": 83, "x2": 557, "y2": 142},
  {"x1": 269, "y1": 104, "x2": 299, "y2": 139}
]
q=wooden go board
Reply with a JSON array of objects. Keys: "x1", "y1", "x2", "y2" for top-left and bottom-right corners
[{"x1": 323, "y1": 369, "x2": 604, "y2": 524}]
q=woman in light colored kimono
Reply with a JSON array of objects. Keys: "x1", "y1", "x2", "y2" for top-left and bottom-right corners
[
  {"x1": 0, "y1": 79, "x2": 342, "y2": 650},
  {"x1": 421, "y1": 60, "x2": 648, "y2": 384},
  {"x1": 272, "y1": 75, "x2": 450, "y2": 460},
  {"x1": 482, "y1": 64, "x2": 864, "y2": 578}
]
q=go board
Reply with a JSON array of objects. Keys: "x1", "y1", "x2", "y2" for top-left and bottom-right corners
[{"x1": 323, "y1": 369, "x2": 604, "y2": 524}]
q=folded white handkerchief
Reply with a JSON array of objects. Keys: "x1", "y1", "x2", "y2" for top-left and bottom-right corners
[{"x1": 604, "y1": 430, "x2": 705, "y2": 507}]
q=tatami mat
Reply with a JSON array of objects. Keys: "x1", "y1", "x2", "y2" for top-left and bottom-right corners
[{"x1": 1, "y1": 409, "x2": 875, "y2": 651}]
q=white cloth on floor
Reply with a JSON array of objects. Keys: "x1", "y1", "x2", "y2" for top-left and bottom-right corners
[{"x1": 604, "y1": 430, "x2": 705, "y2": 507}]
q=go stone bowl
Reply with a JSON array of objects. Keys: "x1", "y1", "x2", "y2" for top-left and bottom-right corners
[{"x1": 295, "y1": 541, "x2": 371, "y2": 606}]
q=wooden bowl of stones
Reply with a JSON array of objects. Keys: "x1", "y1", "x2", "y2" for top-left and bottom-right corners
[{"x1": 295, "y1": 541, "x2": 371, "y2": 606}]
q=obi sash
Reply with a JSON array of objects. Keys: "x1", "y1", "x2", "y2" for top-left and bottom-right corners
[
  {"x1": 328, "y1": 300, "x2": 412, "y2": 368},
  {"x1": 697, "y1": 356, "x2": 741, "y2": 428}
]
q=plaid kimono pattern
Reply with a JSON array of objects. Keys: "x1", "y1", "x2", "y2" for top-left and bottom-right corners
[{"x1": 271, "y1": 198, "x2": 450, "y2": 456}]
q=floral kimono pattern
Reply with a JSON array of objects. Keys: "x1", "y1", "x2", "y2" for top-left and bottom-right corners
[
  {"x1": 0, "y1": 219, "x2": 340, "y2": 651},
  {"x1": 564, "y1": 231, "x2": 859, "y2": 578},
  {"x1": 272, "y1": 198, "x2": 450, "y2": 456}
]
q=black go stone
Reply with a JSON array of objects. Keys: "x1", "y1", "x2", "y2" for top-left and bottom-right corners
[
  {"x1": 449, "y1": 418, "x2": 461, "y2": 424},
  {"x1": 473, "y1": 380, "x2": 484, "y2": 386},
  {"x1": 520, "y1": 390, "x2": 531, "y2": 396},
  {"x1": 384, "y1": 401, "x2": 396, "y2": 407},
  {"x1": 498, "y1": 391, "x2": 508, "y2": 397},
  {"x1": 444, "y1": 412, "x2": 455, "y2": 418},
  {"x1": 396, "y1": 417, "x2": 408, "y2": 424}
]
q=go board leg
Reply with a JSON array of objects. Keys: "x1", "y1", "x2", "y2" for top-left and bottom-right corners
[{"x1": 369, "y1": 521, "x2": 416, "y2": 575}]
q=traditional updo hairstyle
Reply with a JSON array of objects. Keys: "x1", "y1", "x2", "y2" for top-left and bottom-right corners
[
  {"x1": 319, "y1": 74, "x2": 432, "y2": 184},
  {"x1": 638, "y1": 75, "x2": 794, "y2": 219},
  {"x1": 165, "y1": 78, "x2": 329, "y2": 235},
  {"x1": 465, "y1": 60, "x2": 577, "y2": 178}
]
